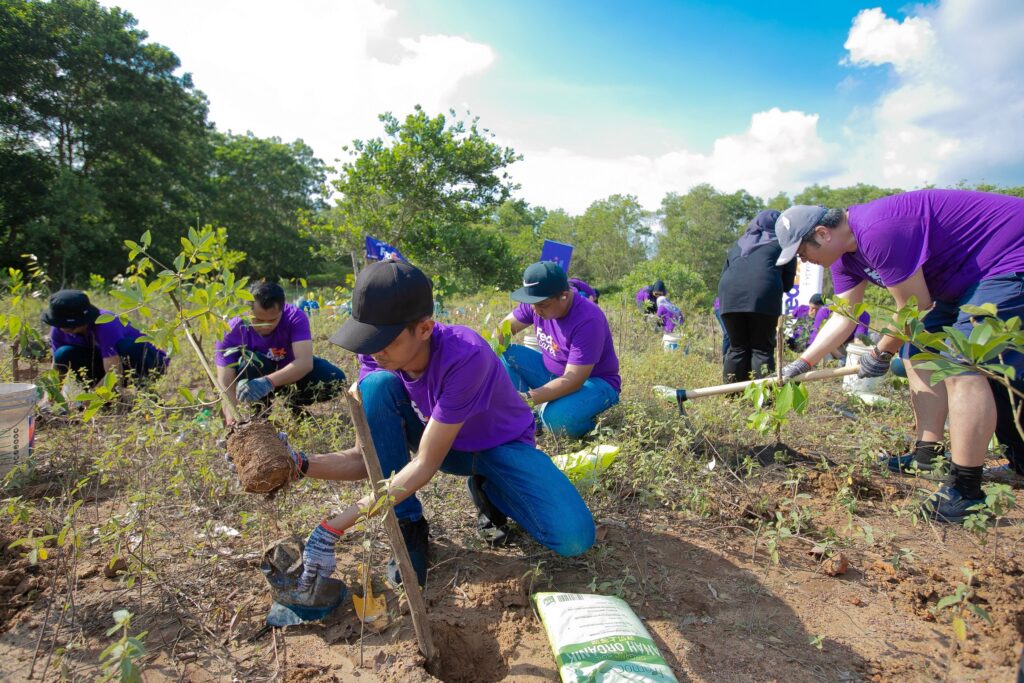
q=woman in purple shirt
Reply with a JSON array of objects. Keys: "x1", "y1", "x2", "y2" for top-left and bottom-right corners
[
  {"x1": 43, "y1": 289, "x2": 167, "y2": 387},
  {"x1": 776, "y1": 191, "x2": 1024, "y2": 523}
]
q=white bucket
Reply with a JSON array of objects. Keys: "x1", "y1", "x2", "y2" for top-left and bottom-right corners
[
  {"x1": 843, "y1": 344, "x2": 885, "y2": 395},
  {"x1": 662, "y1": 334, "x2": 681, "y2": 352},
  {"x1": 0, "y1": 383, "x2": 38, "y2": 476},
  {"x1": 524, "y1": 335, "x2": 541, "y2": 352}
]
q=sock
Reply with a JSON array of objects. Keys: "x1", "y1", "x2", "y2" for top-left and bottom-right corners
[
  {"x1": 913, "y1": 440, "x2": 944, "y2": 467},
  {"x1": 946, "y1": 464, "x2": 984, "y2": 500}
]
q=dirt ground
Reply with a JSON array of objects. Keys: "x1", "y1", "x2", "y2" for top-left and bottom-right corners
[{"x1": 2, "y1": 323, "x2": 1023, "y2": 682}]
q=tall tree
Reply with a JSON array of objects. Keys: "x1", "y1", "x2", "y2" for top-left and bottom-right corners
[
  {"x1": 207, "y1": 132, "x2": 327, "y2": 278},
  {"x1": 657, "y1": 184, "x2": 764, "y2": 291},
  {"x1": 328, "y1": 106, "x2": 521, "y2": 289},
  {"x1": 0, "y1": 0, "x2": 211, "y2": 283},
  {"x1": 571, "y1": 195, "x2": 650, "y2": 285}
]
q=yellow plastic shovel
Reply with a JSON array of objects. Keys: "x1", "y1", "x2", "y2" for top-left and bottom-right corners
[{"x1": 352, "y1": 564, "x2": 388, "y2": 630}]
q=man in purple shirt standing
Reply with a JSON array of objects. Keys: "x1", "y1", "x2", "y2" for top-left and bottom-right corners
[
  {"x1": 277, "y1": 262, "x2": 594, "y2": 598},
  {"x1": 214, "y1": 282, "x2": 346, "y2": 424},
  {"x1": 777, "y1": 190, "x2": 1024, "y2": 523},
  {"x1": 43, "y1": 289, "x2": 167, "y2": 387},
  {"x1": 500, "y1": 261, "x2": 621, "y2": 439}
]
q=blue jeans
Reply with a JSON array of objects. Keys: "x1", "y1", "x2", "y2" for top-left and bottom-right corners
[
  {"x1": 54, "y1": 337, "x2": 167, "y2": 385},
  {"x1": 238, "y1": 353, "x2": 346, "y2": 406},
  {"x1": 904, "y1": 273, "x2": 1024, "y2": 474},
  {"x1": 358, "y1": 371, "x2": 595, "y2": 557},
  {"x1": 500, "y1": 344, "x2": 620, "y2": 439},
  {"x1": 714, "y1": 308, "x2": 730, "y2": 356}
]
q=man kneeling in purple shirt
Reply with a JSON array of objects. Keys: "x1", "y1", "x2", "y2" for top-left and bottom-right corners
[
  {"x1": 777, "y1": 190, "x2": 1024, "y2": 523},
  {"x1": 278, "y1": 262, "x2": 594, "y2": 598}
]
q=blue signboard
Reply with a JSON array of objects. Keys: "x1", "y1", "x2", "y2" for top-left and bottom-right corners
[{"x1": 540, "y1": 240, "x2": 573, "y2": 273}]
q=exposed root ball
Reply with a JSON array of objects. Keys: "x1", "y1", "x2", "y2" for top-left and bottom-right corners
[{"x1": 227, "y1": 420, "x2": 293, "y2": 494}]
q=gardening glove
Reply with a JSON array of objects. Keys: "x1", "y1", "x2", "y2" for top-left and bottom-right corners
[
  {"x1": 237, "y1": 376, "x2": 274, "y2": 402},
  {"x1": 858, "y1": 347, "x2": 893, "y2": 379},
  {"x1": 781, "y1": 358, "x2": 812, "y2": 381},
  {"x1": 297, "y1": 522, "x2": 343, "y2": 592},
  {"x1": 277, "y1": 432, "x2": 308, "y2": 479}
]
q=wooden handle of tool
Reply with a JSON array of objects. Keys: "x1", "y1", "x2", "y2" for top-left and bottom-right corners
[
  {"x1": 343, "y1": 391, "x2": 438, "y2": 666},
  {"x1": 683, "y1": 365, "x2": 860, "y2": 401}
]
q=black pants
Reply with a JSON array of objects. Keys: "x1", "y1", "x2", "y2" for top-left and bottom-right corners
[
  {"x1": 990, "y1": 378, "x2": 1024, "y2": 475},
  {"x1": 721, "y1": 312, "x2": 778, "y2": 382}
]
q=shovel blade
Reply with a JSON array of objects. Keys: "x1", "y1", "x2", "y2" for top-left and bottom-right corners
[{"x1": 352, "y1": 567, "x2": 389, "y2": 628}]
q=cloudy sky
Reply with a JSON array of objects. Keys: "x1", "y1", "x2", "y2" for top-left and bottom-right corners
[{"x1": 108, "y1": 0, "x2": 1024, "y2": 213}]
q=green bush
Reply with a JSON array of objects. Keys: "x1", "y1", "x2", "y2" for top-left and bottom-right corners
[{"x1": 616, "y1": 259, "x2": 712, "y2": 314}]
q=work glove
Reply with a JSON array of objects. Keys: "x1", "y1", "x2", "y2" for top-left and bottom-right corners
[
  {"x1": 781, "y1": 358, "x2": 812, "y2": 381},
  {"x1": 276, "y1": 431, "x2": 309, "y2": 479},
  {"x1": 237, "y1": 376, "x2": 274, "y2": 402},
  {"x1": 858, "y1": 347, "x2": 893, "y2": 379},
  {"x1": 297, "y1": 522, "x2": 343, "y2": 592}
]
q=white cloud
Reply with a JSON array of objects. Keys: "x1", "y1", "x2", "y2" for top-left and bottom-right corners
[
  {"x1": 843, "y1": 8, "x2": 935, "y2": 72},
  {"x1": 111, "y1": 0, "x2": 494, "y2": 163},
  {"x1": 511, "y1": 108, "x2": 837, "y2": 214},
  {"x1": 838, "y1": 0, "x2": 1024, "y2": 187}
]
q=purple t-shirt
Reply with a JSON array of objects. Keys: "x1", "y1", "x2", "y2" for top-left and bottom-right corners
[
  {"x1": 358, "y1": 324, "x2": 534, "y2": 451},
  {"x1": 807, "y1": 307, "x2": 871, "y2": 347},
  {"x1": 215, "y1": 303, "x2": 311, "y2": 370},
  {"x1": 832, "y1": 190, "x2": 1024, "y2": 302},
  {"x1": 569, "y1": 278, "x2": 597, "y2": 300},
  {"x1": 49, "y1": 309, "x2": 152, "y2": 359},
  {"x1": 513, "y1": 295, "x2": 621, "y2": 392}
]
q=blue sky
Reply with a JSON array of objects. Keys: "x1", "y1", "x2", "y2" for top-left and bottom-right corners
[{"x1": 110, "y1": 0, "x2": 1024, "y2": 212}]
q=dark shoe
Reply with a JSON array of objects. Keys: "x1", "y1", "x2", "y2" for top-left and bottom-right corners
[
  {"x1": 885, "y1": 446, "x2": 948, "y2": 474},
  {"x1": 468, "y1": 475, "x2": 512, "y2": 548},
  {"x1": 921, "y1": 484, "x2": 985, "y2": 524},
  {"x1": 386, "y1": 517, "x2": 429, "y2": 588}
]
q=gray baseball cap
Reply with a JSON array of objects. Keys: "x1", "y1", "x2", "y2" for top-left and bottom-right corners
[{"x1": 775, "y1": 205, "x2": 828, "y2": 266}]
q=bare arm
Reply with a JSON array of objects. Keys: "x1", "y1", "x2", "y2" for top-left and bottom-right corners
[
  {"x1": 528, "y1": 363, "x2": 593, "y2": 405},
  {"x1": 323, "y1": 418, "x2": 462, "y2": 532},
  {"x1": 265, "y1": 339, "x2": 315, "y2": 387}
]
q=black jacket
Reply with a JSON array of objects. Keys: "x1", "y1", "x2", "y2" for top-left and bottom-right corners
[{"x1": 717, "y1": 240, "x2": 797, "y2": 316}]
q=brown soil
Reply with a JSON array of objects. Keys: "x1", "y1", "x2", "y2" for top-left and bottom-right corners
[{"x1": 227, "y1": 419, "x2": 294, "y2": 494}]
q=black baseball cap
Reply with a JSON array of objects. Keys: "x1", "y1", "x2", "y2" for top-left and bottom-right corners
[
  {"x1": 329, "y1": 261, "x2": 434, "y2": 354},
  {"x1": 511, "y1": 261, "x2": 569, "y2": 304},
  {"x1": 41, "y1": 289, "x2": 101, "y2": 328}
]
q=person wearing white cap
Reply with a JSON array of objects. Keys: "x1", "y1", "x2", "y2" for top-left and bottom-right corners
[{"x1": 774, "y1": 191, "x2": 1024, "y2": 523}]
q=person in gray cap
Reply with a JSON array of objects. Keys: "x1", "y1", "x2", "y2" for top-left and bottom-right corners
[
  {"x1": 775, "y1": 190, "x2": 1024, "y2": 523},
  {"x1": 499, "y1": 261, "x2": 621, "y2": 438}
]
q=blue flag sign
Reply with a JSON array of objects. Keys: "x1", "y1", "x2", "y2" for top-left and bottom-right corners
[
  {"x1": 364, "y1": 235, "x2": 406, "y2": 263},
  {"x1": 540, "y1": 240, "x2": 573, "y2": 273}
]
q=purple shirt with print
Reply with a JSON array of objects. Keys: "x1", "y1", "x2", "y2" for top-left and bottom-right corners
[
  {"x1": 49, "y1": 309, "x2": 155, "y2": 359},
  {"x1": 569, "y1": 278, "x2": 597, "y2": 300},
  {"x1": 215, "y1": 303, "x2": 311, "y2": 370},
  {"x1": 832, "y1": 189, "x2": 1024, "y2": 301},
  {"x1": 358, "y1": 324, "x2": 535, "y2": 451},
  {"x1": 807, "y1": 307, "x2": 871, "y2": 347},
  {"x1": 513, "y1": 295, "x2": 621, "y2": 392}
]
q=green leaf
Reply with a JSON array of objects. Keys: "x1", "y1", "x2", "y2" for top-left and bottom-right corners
[
  {"x1": 94, "y1": 313, "x2": 115, "y2": 324},
  {"x1": 935, "y1": 595, "x2": 960, "y2": 610}
]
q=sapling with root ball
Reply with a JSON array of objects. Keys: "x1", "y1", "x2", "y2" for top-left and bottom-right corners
[{"x1": 112, "y1": 227, "x2": 295, "y2": 493}]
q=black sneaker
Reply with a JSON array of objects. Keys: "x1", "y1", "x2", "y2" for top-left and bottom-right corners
[
  {"x1": 385, "y1": 517, "x2": 429, "y2": 588},
  {"x1": 468, "y1": 475, "x2": 512, "y2": 547}
]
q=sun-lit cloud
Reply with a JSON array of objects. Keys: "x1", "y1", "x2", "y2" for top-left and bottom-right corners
[
  {"x1": 113, "y1": 0, "x2": 494, "y2": 164},
  {"x1": 510, "y1": 108, "x2": 837, "y2": 214},
  {"x1": 837, "y1": 0, "x2": 1024, "y2": 188}
]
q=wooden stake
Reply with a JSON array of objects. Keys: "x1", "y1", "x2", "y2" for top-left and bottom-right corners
[
  {"x1": 343, "y1": 391, "x2": 438, "y2": 667},
  {"x1": 679, "y1": 365, "x2": 859, "y2": 401}
]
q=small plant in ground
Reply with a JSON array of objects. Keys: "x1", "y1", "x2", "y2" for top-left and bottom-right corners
[
  {"x1": 808, "y1": 634, "x2": 825, "y2": 650},
  {"x1": 890, "y1": 547, "x2": 917, "y2": 571},
  {"x1": 98, "y1": 609, "x2": 148, "y2": 682},
  {"x1": 931, "y1": 567, "x2": 992, "y2": 644},
  {"x1": 962, "y1": 483, "x2": 1016, "y2": 546},
  {"x1": 743, "y1": 380, "x2": 808, "y2": 441}
]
